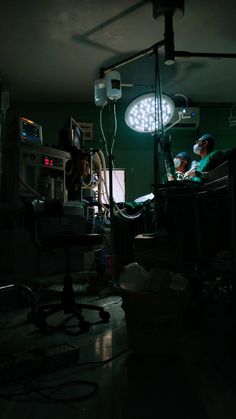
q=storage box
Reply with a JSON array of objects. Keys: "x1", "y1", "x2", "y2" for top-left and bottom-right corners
[{"x1": 121, "y1": 289, "x2": 187, "y2": 358}]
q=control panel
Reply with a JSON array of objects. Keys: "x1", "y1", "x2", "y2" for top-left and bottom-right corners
[
  {"x1": 41, "y1": 155, "x2": 64, "y2": 168},
  {"x1": 3, "y1": 143, "x2": 71, "y2": 203}
]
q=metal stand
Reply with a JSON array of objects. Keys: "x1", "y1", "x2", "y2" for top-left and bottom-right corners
[
  {"x1": 107, "y1": 100, "x2": 118, "y2": 285},
  {"x1": 153, "y1": 132, "x2": 163, "y2": 231}
]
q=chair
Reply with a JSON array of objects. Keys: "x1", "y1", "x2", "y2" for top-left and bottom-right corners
[{"x1": 25, "y1": 199, "x2": 110, "y2": 333}]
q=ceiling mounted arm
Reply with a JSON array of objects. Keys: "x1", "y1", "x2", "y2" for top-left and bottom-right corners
[
  {"x1": 174, "y1": 51, "x2": 236, "y2": 59},
  {"x1": 164, "y1": 10, "x2": 175, "y2": 65},
  {"x1": 99, "y1": 0, "x2": 236, "y2": 81},
  {"x1": 100, "y1": 40, "x2": 165, "y2": 77},
  {"x1": 152, "y1": 0, "x2": 185, "y2": 19},
  {"x1": 152, "y1": 0, "x2": 185, "y2": 65}
]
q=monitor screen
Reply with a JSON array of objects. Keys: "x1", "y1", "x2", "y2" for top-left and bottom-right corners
[
  {"x1": 69, "y1": 117, "x2": 84, "y2": 149},
  {"x1": 18, "y1": 117, "x2": 43, "y2": 145}
]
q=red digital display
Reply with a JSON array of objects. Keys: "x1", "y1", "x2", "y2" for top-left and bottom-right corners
[
  {"x1": 42, "y1": 155, "x2": 62, "y2": 168},
  {"x1": 43, "y1": 156, "x2": 54, "y2": 166}
]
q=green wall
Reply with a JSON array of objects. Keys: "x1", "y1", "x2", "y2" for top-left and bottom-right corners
[{"x1": 5, "y1": 101, "x2": 236, "y2": 201}]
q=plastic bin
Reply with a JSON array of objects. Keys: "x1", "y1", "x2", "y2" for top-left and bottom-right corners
[{"x1": 121, "y1": 289, "x2": 187, "y2": 358}]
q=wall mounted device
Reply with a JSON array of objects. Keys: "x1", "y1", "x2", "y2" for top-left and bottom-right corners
[
  {"x1": 228, "y1": 104, "x2": 236, "y2": 127},
  {"x1": 166, "y1": 107, "x2": 200, "y2": 129},
  {"x1": 18, "y1": 117, "x2": 43, "y2": 145}
]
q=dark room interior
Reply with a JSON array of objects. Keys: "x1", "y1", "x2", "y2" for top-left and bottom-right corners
[{"x1": 1, "y1": 1, "x2": 236, "y2": 418}]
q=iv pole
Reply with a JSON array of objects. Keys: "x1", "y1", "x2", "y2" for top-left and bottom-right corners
[
  {"x1": 153, "y1": 45, "x2": 165, "y2": 231},
  {"x1": 107, "y1": 100, "x2": 117, "y2": 284}
]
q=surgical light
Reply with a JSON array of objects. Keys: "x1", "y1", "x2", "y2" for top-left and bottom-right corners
[{"x1": 125, "y1": 93, "x2": 175, "y2": 133}]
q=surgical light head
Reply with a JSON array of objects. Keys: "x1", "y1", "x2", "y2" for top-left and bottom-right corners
[{"x1": 125, "y1": 93, "x2": 175, "y2": 133}]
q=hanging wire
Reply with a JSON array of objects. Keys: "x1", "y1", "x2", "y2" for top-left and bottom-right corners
[
  {"x1": 152, "y1": 46, "x2": 165, "y2": 231},
  {"x1": 153, "y1": 46, "x2": 162, "y2": 189},
  {"x1": 99, "y1": 107, "x2": 109, "y2": 157},
  {"x1": 155, "y1": 48, "x2": 164, "y2": 140},
  {"x1": 97, "y1": 106, "x2": 144, "y2": 221},
  {"x1": 111, "y1": 101, "x2": 118, "y2": 154}
]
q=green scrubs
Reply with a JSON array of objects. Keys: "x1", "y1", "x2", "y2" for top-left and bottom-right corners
[{"x1": 192, "y1": 150, "x2": 225, "y2": 182}]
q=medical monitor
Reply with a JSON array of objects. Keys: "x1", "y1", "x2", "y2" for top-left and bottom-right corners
[
  {"x1": 69, "y1": 117, "x2": 84, "y2": 149},
  {"x1": 18, "y1": 117, "x2": 43, "y2": 145}
]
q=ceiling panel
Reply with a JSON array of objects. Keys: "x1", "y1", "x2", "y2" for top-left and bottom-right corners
[{"x1": 0, "y1": 0, "x2": 235, "y2": 103}]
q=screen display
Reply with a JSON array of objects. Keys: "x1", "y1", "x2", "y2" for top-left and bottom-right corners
[
  {"x1": 72, "y1": 126, "x2": 83, "y2": 149},
  {"x1": 18, "y1": 117, "x2": 43, "y2": 145},
  {"x1": 70, "y1": 118, "x2": 84, "y2": 149},
  {"x1": 42, "y1": 155, "x2": 63, "y2": 168}
]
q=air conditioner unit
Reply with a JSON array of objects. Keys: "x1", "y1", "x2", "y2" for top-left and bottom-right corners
[
  {"x1": 166, "y1": 107, "x2": 200, "y2": 129},
  {"x1": 228, "y1": 116, "x2": 236, "y2": 127},
  {"x1": 228, "y1": 104, "x2": 236, "y2": 127}
]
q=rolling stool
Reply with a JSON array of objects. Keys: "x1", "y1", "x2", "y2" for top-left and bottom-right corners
[{"x1": 25, "y1": 199, "x2": 110, "y2": 333}]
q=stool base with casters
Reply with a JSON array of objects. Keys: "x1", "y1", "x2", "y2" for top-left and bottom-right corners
[{"x1": 25, "y1": 199, "x2": 110, "y2": 334}]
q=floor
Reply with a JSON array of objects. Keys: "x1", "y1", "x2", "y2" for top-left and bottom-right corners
[{"x1": 1, "y1": 272, "x2": 236, "y2": 419}]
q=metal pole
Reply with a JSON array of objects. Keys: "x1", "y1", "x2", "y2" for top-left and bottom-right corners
[
  {"x1": 175, "y1": 51, "x2": 236, "y2": 59},
  {"x1": 101, "y1": 40, "x2": 165, "y2": 75},
  {"x1": 153, "y1": 46, "x2": 164, "y2": 231},
  {"x1": 107, "y1": 100, "x2": 117, "y2": 284}
]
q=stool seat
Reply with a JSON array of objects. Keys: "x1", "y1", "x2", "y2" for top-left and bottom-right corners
[{"x1": 24, "y1": 199, "x2": 110, "y2": 333}]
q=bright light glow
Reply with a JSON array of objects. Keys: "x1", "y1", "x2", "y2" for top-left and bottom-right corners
[
  {"x1": 94, "y1": 169, "x2": 125, "y2": 204},
  {"x1": 125, "y1": 93, "x2": 175, "y2": 133}
]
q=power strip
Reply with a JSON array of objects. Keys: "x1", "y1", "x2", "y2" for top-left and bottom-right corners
[{"x1": 1, "y1": 343, "x2": 80, "y2": 380}]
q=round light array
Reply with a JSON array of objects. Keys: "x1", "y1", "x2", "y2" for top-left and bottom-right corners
[{"x1": 125, "y1": 93, "x2": 175, "y2": 133}]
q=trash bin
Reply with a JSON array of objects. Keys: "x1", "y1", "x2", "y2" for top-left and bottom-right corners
[{"x1": 121, "y1": 289, "x2": 187, "y2": 358}]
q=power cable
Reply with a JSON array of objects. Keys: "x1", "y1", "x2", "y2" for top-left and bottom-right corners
[
  {"x1": 0, "y1": 348, "x2": 130, "y2": 403},
  {"x1": 0, "y1": 380, "x2": 98, "y2": 404}
]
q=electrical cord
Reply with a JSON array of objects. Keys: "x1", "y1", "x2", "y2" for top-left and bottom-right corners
[
  {"x1": 110, "y1": 101, "x2": 118, "y2": 154},
  {"x1": 39, "y1": 347, "x2": 130, "y2": 372},
  {"x1": 99, "y1": 150, "x2": 144, "y2": 220},
  {"x1": 0, "y1": 348, "x2": 130, "y2": 403},
  {"x1": 114, "y1": 206, "x2": 144, "y2": 220},
  {"x1": 0, "y1": 380, "x2": 98, "y2": 404},
  {"x1": 75, "y1": 348, "x2": 129, "y2": 368},
  {"x1": 98, "y1": 106, "x2": 145, "y2": 220},
  {"x1": 30, "y1": 380, "x2": 98, "y2": 403},
  {"x1": 99, "y1": 107, "x2": 109, "y2": 157}
]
